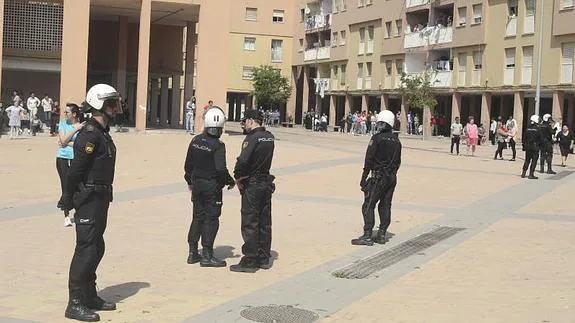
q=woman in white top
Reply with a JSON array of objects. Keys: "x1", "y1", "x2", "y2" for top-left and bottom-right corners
[{"x1": 5, "y1": 104, "x2": 24, "y2": 139}]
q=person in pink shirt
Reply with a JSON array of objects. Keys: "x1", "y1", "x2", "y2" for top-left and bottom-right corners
[{"x1": 464, "y1": 116, "x2": 479, "y2": 156}]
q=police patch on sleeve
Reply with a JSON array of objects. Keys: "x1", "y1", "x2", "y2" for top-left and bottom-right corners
[
  {"x1": 85, "y1": 142, "x2": 95, "y2": 154},
  {"x1": 242, "y1": 141, "x2": 249, "y2": 150}
]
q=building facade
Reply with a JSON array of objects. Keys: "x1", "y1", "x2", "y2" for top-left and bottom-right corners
[
  {"x1": 0, "y1": 0, "x2": 294, "y2": 131},
  {"x1": 290, "y1": 0, "x2": 575, "y2": 137}
]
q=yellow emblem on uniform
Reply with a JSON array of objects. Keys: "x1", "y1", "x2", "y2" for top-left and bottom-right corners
[
  {"x1": 242, "y1": 141, "x2": 249, "y2": 149},
  {"x1": 85, "y1": 142, "x2": 95, "y2": 154}
]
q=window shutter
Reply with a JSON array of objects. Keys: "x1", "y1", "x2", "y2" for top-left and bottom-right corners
[{"x1": 523, "y1": 47, "x2": 533, "y2": 67}]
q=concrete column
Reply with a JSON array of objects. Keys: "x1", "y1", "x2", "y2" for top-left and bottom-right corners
[
  {"x1": 160, "y1": 77, "x2": 169, "y2": 126},
  {"x1": 553, "y1": 90, "x2": 565, "y2": 121},
  {"x1": 345, "y1": 94, "x2": 351, "y2": 116},
  {"x1": 150, "y1": 78, "x2": 159, "y2": 125},
  {"x1": 451, "y1": 92, "x2": 461, "y2": 119},
  {"x1": 171, "y1": 76, "x2": 181, "y2": 127},
  {"x1": 135, "y1": 0, "x2": 152, "y2": 131},
  {"x1": 0, "y1": 0, "x2": 4, "y2": 96},
  {"x1": 127, "y1": 82, "x2": 136, "y2": 123},
  {"x1": 481, "y1": 92, "x2": 492, "y2": 132},
  {"x1": 380, "y1": 93, "x2": 388, "y2": 111},
  {"x1": 329, "y1": 95, "x2": 336, "y2": 126},
  {"x1": 400, "y1": 96, "x2": 409, "y2": 134},
  {"x1": 59, "y1": 0, "x2": 90, "y2": 110},
  {"x1": 363, "y1": 94, "x2": 370, "y2": 111},
  {"x1": 183, "y1": 22, "x2": 196, "y2": 106},
  {"x1": 116, "y1": 16, "x2": 129, "y2": 97},
  {"x1": 315, "y1": 93, "x2": 321, "y2": 112},
  {"x1": 195, "y1": 0, "x2": 231, "y2": 133},
  {"x1": 302, "y1": 67, "x2": 310, "y2": 112},
  {"x1": 513, "y1": 91, "x2": 524, "y2": 139},
  {"x1": 287, "y1": 67, "x2": 298, "y2": 122},
  {"x1": 567, "y1": 96, "x2": 574, "y2": 128}
]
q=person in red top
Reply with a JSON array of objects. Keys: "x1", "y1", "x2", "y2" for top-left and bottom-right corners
[
  {"x1": 203, "y1": 100, "x2": 214, "y2": 112},
  {"x1": 439, "y1": 115, "x2": 447, "y2": 136},
  {"x1": 431, "y1": 115, "x2": 438, "y2": 136}
]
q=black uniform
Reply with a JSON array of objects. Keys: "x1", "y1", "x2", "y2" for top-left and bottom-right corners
[
  {"x1": 232, "y1": 126, "x2": 275, "y2": 270},
  {"x1": 184, "y1": 133, "x2": 234, "y2": 265},
  {"x1": 354, "y1": 129, "x2": 402, "y2": 245},
  {"x1": 539, "y1": 121, "x2": 555, "y2": 174},
  {"x1": 522, "y1": 122, "x2": 541, "y2": 178},
  {"x1": 62, "y1": 118, "x2": 117, "y2": 317}
]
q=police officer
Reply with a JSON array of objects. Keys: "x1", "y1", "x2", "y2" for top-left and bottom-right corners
[
  {"x1": 522, "y1": 115, "x2": 541, "y2": 179},
  {"x1": 230, "y1": 109, "x2": 275, "y2": 273},
  {"x1": 539, "y1": 114, "x2": 556, "y2": 174},
  {"x1": 352, "y1": 110, "x2": 402, "y2": 246},
  {"x1": 184, "y1": 106, "x2": 235, "y2": 267},
  {"x1": 59, "y1": 84, "x2": 120, "y2": 322}
]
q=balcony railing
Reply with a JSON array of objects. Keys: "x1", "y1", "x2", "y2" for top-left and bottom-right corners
[
  {"x1": 506, "y1": 16, "x2": 517, "y2": 36},
  {"x1": 431, "y1": 70, "x2": 452, "y2": 87},
  {"x1": 305, "y1": 14, "x2": 331, "y2": 31},
  {"x1": 406, "y1": 0, "x2": 429, "y2": 8},
  {"x1": 384, "y1": 75, "x2": 392, "y2": 89},
  {"x1": 365, "y1": 77, "x2": 372, "y2": 89},
  {"x1": 314, "y1": 78, "x2": 330, "y2": 98},
  {"x1": 561, "y1": 64, "x2": 574, "y2": 84},
  {"x1": 504, "y1": 67, "x2": 515, "y2": 85},
  {"x1": 522, "y1": 66, "x2": 532, "y2": 84},
  {"x1": 404, "y1": 26, "x2": 452, "y2": 49},
  {"x1": 304, "y1": 46, "x2": 331, "y2": 61},
  {"x1": 472, "y1": 69, "x2": 481, "y2": 86},
  {"x1": 356, "y1": 77, "x2": 363, "y2": 90},
  {"x1": 524, "y1": 15, "x2": 534, "y2": 34}
]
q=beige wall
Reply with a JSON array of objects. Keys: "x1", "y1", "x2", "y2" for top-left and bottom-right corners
[
  {"x1": 553, "y1": 2, "x2": 575, "y2": 36},
  {"x1": 452, "y1": 0, "x2": 487, "y2": 47},
  {"x1": 347, "y1": 20, "x2": 383, "y2": 91}
]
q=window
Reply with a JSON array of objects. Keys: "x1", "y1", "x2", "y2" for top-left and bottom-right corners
[
  {"x1": 561, "y1": 43, "x2": 574, "y2": 83},
  {"x1": 473, "y1": 50, "x2": 483, "y2": 69},
  {"x1": 367, "y1": 26, "x2": 374, "y2": 54},
  {"x1": 245, "y1": 7, "x2": 257, "y2": 21},
  {"x1": 271, "y1": 39, "x2": 283, "y2": 62},
  {"x1": 395, "y1": 20, "x2": 402, "y2": 36},
  {"x1": 472, "y1": 5, "x2": 482, "y2": 24},
  {"x1": 505, "y1": 48, "x2": 516, "y2": 67},
  {"x1": 564, "y1": 0, "x2": 574, "y2": 8},
  {"x1": 333, "y1": 0, "x2": 340, "y2": 12},
  {"x1": 522, "y1": 46, "x2": 533, "y2": 84},
  {"x1": 342, "y1": 0, "x2": 347, "y2": 10},
  {"x1": 366, "y1": 62, "x2": 372, "y2": 77},
  {"x1": 340, "y1": 64, "x2": 347, "y2": 85},
  {"x1": 508, "y1": 0, "x2": 518, "y2": 16},
  {"x1": 332, "y1": 32, "x2": 339, "y2": 46},
  {"x1": 366, "y1": 0, "x2": 373, "y2": 4},
  {"x1": 300, "y1": 8, "x2": 305, "y2": 22},
  {"x1": 358, "y1": 0, "x2": 365, "y2": 7},
  {"x1": 526, "y1": 0, "x2": 535, "y2": 15},
  {"x1": 298, "y1": 38, "x2": 304, "y2": 52},
  {"x1": 243, "y1": 37, "x2": 256, "y2": 51},
  {"x1": 386, "y1": 60, "x2": 392, "y2": 75},
  {"x1": 458, "y1": 7, "x2": 467, "y2": 26},
  {"x1": 357, "y1": 63, "x2": 364, "y2": 77},
  {"x1": 242, "y1": 66, "x2": 254, "y2": 80},
  {"x1": 333, "y1": 65, "x2": 339, "y2": 79},
  {"x1": 340, "y1": 30, "x2": 346, "y2": 45},
  {"x1": 359, "y1": 27, "x2": 366, "y2": 55},
  {"x1": 396, "y1": 60, "x2": 404, "y2": 75},
  {"x1": 272, "y1": 10, "x2": 284, "y2": 23},
  {"x1": 385, "y1": 21, "x2": 392, "y2": 38}
]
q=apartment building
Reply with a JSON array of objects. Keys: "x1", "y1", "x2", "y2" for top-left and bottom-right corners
[
  {"x1": 291, "y1": 0, "x2": 575, "y2": 136},
  {"x1": 0, "y1": 0, "x2": 294, "y2": 131}
]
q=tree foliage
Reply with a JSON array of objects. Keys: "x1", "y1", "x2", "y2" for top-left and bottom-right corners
[
  {"x1": 251, "y1": 65, "x2": 292, "y2": 109},
  {"x1": 398, "y1": 72, "x2": 437, "y2": 110}
]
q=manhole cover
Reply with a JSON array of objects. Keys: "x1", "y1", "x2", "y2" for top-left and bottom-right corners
[{"x1": 240, "y1": 305, "x2": 319, "y2": 323}]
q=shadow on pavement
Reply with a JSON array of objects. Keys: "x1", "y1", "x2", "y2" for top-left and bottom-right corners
[{"x1": 98, "y1": 281, "x2": 151, "y2": 303}]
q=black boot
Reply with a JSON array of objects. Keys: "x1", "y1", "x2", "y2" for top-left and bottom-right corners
[
  {"x1": 187, "y1": 251, "x2": 202, "y2": 264},
  {"x1": 351, "y1": 230, "x2": 374, "y2": 246},
  {"x1": 230, "y1": 257, "x2": 260, "y2": 273},
  {"x1": 373, "y1": 230, "x2": 387, "y2": 244},
  {"x1": 521, "y1": 169, "x2": 527, "y2": 178},
  {"x1": 84, "y1": 283, "x2": 116, "y2": 311},
  {"x1": 200, "y1": 247, "x2": 226, "y2": 267},
  {"x1": 528, "y1": 172, "x2": 538, "y2": 179},
  {"x1": 65, "y1": 298, "x2": 100, "y2": 322}
]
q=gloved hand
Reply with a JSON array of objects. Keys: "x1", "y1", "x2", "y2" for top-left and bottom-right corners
[{"x1": 58, "y1": 193, "x2": 74, "y2": 212}]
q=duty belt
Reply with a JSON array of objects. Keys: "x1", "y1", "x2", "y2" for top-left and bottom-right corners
[{"x1": 84, "y1": 183, "x2": 113, "y2": 192}]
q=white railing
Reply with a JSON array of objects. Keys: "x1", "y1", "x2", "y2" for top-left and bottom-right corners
[
  {"x1": 522, "y1": 67, "x2": 532, "y2": 84},
  {"x1": 406, "y1": 0, "x2": 429, "y2": 8},
  {"x1": 359, "y1": 42, "x2": 365, "y2": 55},
  {"x1": 404, "y1": 26, "x2": 452, "y2": 49},
  {"x1": 365, "y1": 77, "x2": 372, "y2": 89},
  {"x1": 314, "y1": 78, "x2": 330, "y2": 98},
  {"x1": 472, "y1": 70, "x2": 481, "y2": 86},
  {"x1": 506, "y1": 16, "x2": 517, "y2": 36},
  {"x1": 561, "y1": 64, "x2": 574, "y2": 84},
  {"x1": 432, "y1": 71, "x2": 452, "y2": 87},
  {"x1": 366, "y1": 40, "x2": 374, "y2": 54},
  {"x1": 504, "y1": 67, "x2": 515, "y2": 85},
  {"x1": 457, "y1": 70, "x2": 466, "y2": 86},
  {"x1": 357, "y1": 77, "x2": 363, "y2": 89},
  {"x1": 305, "y1": 14, "x2": 331, "y2": 31},
  {"x1": 524, "y1": 15, "x2": 534, "y2": 34},
  {"x1": 304, "y1": 47, "x2": 331, "y2": 61},
  {"x1": 384, "y1": 75, "x2": 392, "y2": 89}
]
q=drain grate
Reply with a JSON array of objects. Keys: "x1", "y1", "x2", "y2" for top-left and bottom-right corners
[
  {"x1": 333, "y1": 226, "x2": 465, "y2": 279},
  {"x1": 547, "y1": 171, "x2": 574, "y2": 180},
  {"x1": 240, "y1": 305, "x2": 319, "y2": 323}
]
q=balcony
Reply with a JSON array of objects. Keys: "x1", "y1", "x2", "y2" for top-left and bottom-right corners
[
  {"x1": 314, "y1": 78, "x2": 330, "y2": 98},
  {"x1": 357, "y1": 77, "x2": 363, "y2": 90},
  {"x1": 406, "y1": 0, "x2": 429, "y2": 8},
  {"x1": 504, "y1": 67, "x2": 515, "y2": 85},
  {"x1": 505, "y1": 16, "x2": 517, "y2": 37},
  {"x1": 384, "y1": 75, "x2": 392, "y2": 89},
  {"x1": 404, "y1": 26, "x2": 453, "y2": 49},
  {"x1": 522, "y1": 66, "x2": 532, "y2": 85},
  {"x1": 431, "y1": 70, "x2": 452, "y2": 87},
  {"x1": 524, "y1": 15, "x2": 534, "y2": 34},
  {"x1": 365, "y1": 77, "x2": 372, "y2": 89},
  {"x1": 472, "y1": 69, "x2": 481, "y2": 86},
  {"x1": 304, "y1": 46, "x2": 331, "y2": 61},
  {"x1": 561, "y1": 64, "x2": 574, "y2": 84},
  {"x1": 305, "y1": 14, "x2": 331, "y2": 32}
]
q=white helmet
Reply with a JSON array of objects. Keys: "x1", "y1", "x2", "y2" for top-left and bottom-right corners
[
  {"x1": 542, "y1": 114, "x2": 552, "y2": 122},
  {"x1": 530, "y1": 115, "x2": 540, "y2": 124},
  {"x1": 376, "y1": 110, "x2": 395, "y2": 128},
  {"x1": 204, "y1": 106, "x2": 226, "y2": 137},
  {"x1": 85, "y1": 84, "x2": 120, "y2": 111}
]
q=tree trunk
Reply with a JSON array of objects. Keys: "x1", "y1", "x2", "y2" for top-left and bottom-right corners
[{"x1": 423, "y1": 105, "x2": 432, "y2": 139}]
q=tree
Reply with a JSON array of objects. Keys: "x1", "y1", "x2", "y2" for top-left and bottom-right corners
[
  {"x1": 251, "y1": 65, "x2": 292, "y2": 109},
  {"x1": 398, "y1": 72, "x2": 437, "y2": 137}
]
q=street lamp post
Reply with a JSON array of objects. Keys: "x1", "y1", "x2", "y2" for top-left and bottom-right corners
[{"x1": 534, "y1": 0, "x2": 545, "y2": 116}]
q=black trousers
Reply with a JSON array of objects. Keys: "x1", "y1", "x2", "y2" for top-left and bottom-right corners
[
  {"x1": 56, "y1": 158, "x2": 72, "y2": 214},
  {"x1": 68, "y1": 190, "x2": 110, "y2": 300},
  {"x1": 508, "y1": 139, "x2": 516, "y2": 159},
  {"x1": 523, "y1": 149, "x2": 539, "y2": 175},
  {"x1": 451, "y1": 135, "x2": 460, "y2": 154},
  {"x1": 240, "y1": 177, "x2": 274, "y2": 262},
  {"x1": 361, "y1": 174, "x2": 397, "y2": 233},
  {"x1": 540, "y1": 144, "x2": 553, "y2": 171},
  {"x1": 495, "y1": 141, "x2": 506, "y2": 159},
  {"x1": 187, "y1": 178, "x2": 223, "y2": 250}
]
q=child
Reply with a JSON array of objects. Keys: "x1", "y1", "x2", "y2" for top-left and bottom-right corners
[{"x1": 31, "y1": 115, "x2": 42, "y2": 136}]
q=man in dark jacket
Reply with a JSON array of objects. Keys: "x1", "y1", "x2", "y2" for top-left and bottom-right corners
[{"x1": 522, "y1": 115, "x2": 542, "y2": 179}]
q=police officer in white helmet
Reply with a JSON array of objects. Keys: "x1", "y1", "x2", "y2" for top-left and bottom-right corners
[
  {"x1": 521, "y1": 115, "x2": 542, "y2": 179},
  {"x1": 60, "y1": 84, "x2": 121, "y2": 321},
  {"x1": 184, "y1": 106, "x2": 235, "y2": 268},
  {"x1": 353, "y1": 110, "x2": 402, "y2": 246},
  {"x1": 539, "y1": 113, "x2": 556, "y2": 174}
]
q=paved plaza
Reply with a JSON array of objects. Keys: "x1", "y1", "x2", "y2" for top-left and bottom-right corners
[{"x1": 1, "y1": 124, "x2": 575, "y2": 323}]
